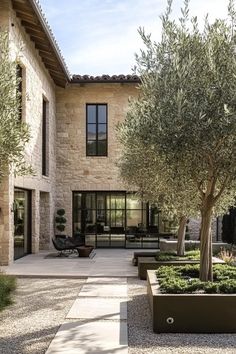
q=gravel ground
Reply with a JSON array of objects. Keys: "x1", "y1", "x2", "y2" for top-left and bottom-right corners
[
  {"x1": 128, "y1": 278, "x2": 236, "y2": 354},
  {"x1": 0, "y1": 278, "x2": 85, "y2": 354}
]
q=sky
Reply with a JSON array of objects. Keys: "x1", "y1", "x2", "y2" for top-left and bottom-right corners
[{"x1": 39, "y1": 0, "x2": 230, "y2": 76}]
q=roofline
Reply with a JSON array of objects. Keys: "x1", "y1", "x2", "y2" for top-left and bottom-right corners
[
  {"x1": 71, "y1": 75, "x2": 141, "y2": 84},
  {"x1": 71, "y1": 80, "x2": 140, "y2": 84},
  {"x1": 28, "y1": 0, "x2": 70, "y2": 81}
]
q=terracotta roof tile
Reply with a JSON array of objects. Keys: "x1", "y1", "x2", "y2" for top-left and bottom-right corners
[{"x1": 71, "y1": 74, "x2": 140, "y2": 84}]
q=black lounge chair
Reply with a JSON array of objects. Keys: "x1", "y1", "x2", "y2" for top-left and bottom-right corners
[{"x1": 52, "y1": 237, "x2": 82, "y2": 256}]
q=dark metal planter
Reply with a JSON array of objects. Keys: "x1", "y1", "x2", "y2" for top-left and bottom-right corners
[
  {"x1": 147, "y1": 270, "x2": 236, "y2": 333},
  {"x1": 138, "y1": 257, "x2": 225, "y2": 280}
]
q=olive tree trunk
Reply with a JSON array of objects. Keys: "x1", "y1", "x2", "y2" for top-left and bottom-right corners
[
  {"x1": 199, "y1": 206, "x2": 213, "y2": 282},
  {"x1": 177, "y1": 215, "x2": 187, "y2": 256}
]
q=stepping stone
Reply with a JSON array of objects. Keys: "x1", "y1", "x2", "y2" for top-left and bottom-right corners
[
  {"x1": 86, "y1": 277, "x2": 127, "y2": 284},
  {"x1": 66, "y1": 297, "x2": 127, "y2": 320},
  {"x1": 46, "y1": 321, "x2": 128, "y2": 354},
  {"x1": 79, "y1": 283, "x2": 127, "y2": 298}
]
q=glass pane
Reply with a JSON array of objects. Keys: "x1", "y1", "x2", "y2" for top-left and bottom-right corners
[
  {"x1": 74, "y1": 193, "x2": 82, "y2": 209},
  {"x1": 97, "y1": 140, "x2": 107, "y2": 156},
  {"x1": 87, "y1": 105, "x2": 96, "y2": 123},
  {"x1": 98, "y1": 105, "x2": 107, "y2": 123},
  {"x1": 87, "y1": 141, "x2": 96, "y2": 155},
  {"x1": 85, "y1": 193, "x2": 96, "y2": 209},
  {"x1": 85, "y1": 210, "x2": 96, "y2": 233},
  {"x1": 126, "y1": 195, "x2": 141, "y2": 209},
  {"x1": 97, "y1": 194, "x2": 106, "y2": 222},
  {"x1": 110, "y1": 210, "x2": 125, "y2": 227},
  {"x1": 98, "y1": 124, "x2": 107, "y2": 140},
  {"x1": 127, "y1": 210, "x2": 142, "y2": 227},
  {"x1": 87, "y1": 124, "x2": 96, "y2": 140},
  {"x1": 115, "y1": 195, "x2": 125, "y2": 209},
  {"x1": 74, "y1": 210, "x2": 81, "y2": 234},
  {"x1": 14, "y1": 189, "x2": 29, "y2": 260}
]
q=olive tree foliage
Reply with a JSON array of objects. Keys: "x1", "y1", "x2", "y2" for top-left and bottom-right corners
[
  {"x1": 117, "y1": 131, "x2": 199, "y2": 256},
  {"x1": 118, "y1": 0, "x2": 236, "y2": 281},
  {"x1": 0, "y1": 31, "x2": 32, "y2": 182}
]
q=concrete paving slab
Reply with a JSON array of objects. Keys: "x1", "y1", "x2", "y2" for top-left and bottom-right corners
[
  {"x1": 46, "y1": 321, "x2": 128, "y2": 354},
  {"x1": 66, "y1": 297, "x2": 127, "y2": 320},
  {"x1": 86, "y1": 277, "x2": 127, "y2": 284},
  {"x1": 3, "y1": 249, "x2": 138, "y2": 278},
  {"x1": 79, "y1": 283, "x2": 127, "y2": 297}
]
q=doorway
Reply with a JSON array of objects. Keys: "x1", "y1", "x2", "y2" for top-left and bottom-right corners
[{"x1": 14, "y1": 188, "x2": 32, "y2": 260}]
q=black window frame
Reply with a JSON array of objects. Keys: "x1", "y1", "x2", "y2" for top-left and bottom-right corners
[
  {"x1": 86, "y1": 103, "x2": 108, "y2": 156},
  {"x1": 42, "y1": 97, "x2": 49, "y2": 176}
]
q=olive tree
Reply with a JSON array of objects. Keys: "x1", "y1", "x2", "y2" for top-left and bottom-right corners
[
  {"x1": 117, "y1": 107, "x2": 199, "y2": 256},
  {"x1": 0, "y1": 31, "x2": 32, "y2": 181},
  {"x1": 118, "y1": 0, "x2": 236, "y2": 281}
]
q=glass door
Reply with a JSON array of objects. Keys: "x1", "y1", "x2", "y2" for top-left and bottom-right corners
[{"x1": 14, "y1": 188, "x2": 31, "y2": 260}]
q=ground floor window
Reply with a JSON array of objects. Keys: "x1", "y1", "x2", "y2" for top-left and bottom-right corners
[
  {"x1": 73, "y1": 191, "x2": 174, "y2": 248},
  {"x1": 14, "y1": 188, "x2": 32, "y2": 260}
]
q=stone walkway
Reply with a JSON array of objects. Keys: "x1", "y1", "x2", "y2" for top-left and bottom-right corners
[
  {"x1": 2, "y1": 249, "x2": 143, "y2": 278},
  {"x1": 46, "y1": 277, "x2": 128, "y2": 354}
]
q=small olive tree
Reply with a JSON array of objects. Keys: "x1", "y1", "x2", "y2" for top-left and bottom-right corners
[
  {"x1": 0, "y1": 31, "x2": 32, "y2": 181},
  {"x1": 118, "y1": 0, "x2": 236, "y2": 281},
  {"x1": 117, "y1": 118, "x2": 199, "y2": 256}
]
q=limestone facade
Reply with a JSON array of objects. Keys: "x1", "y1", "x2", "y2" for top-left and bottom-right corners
[
  {"x1": 56, "y1": 83, "x2": 139, "y2": 236},
  {"x1": 0, "y1": 0, "x2": 57, "y2": 264}
]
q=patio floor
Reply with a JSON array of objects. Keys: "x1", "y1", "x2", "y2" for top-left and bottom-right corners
[{"x1": 1, "y1": 249, "x2": 156, "y2": 278}]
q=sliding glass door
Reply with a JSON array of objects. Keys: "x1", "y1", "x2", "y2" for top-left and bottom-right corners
[
  {"x1": 14, "y1": 188, "x2": 32, "y2": 260},
  {"x1": 73, "y1": 191, "x2": 151, "y2": 248}
]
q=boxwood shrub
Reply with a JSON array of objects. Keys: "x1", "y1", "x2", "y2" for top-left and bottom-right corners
[
  {"x1": 155, "y1": 250, "x2": 200, "y2": 262},
  {"x1": 156, "y1": 264, "x2": 236, "y2": 294}
]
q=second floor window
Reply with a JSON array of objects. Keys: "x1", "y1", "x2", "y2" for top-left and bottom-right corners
[
  {"x1": 86, "y1": 104, "x2": 107, "y2": 156},
  {"x1": 16, "y1": 64, "x2": 23, "y2": 120},
  {"x1": 42, "y1": 98, "x2": 49, "y2": 176}
]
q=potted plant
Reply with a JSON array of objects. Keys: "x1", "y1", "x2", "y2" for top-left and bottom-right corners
[{"x1": 55, "y1": 208, "x2": 67, "y2": 238}]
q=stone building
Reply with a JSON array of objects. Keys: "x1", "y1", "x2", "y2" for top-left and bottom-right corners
[{"x1": 0, "y1": 0, "x2": 221, "y2": 265}]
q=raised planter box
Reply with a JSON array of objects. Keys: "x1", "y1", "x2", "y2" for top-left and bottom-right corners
[
  {"x1": 147, "y1": 270, "x2": 236, "y2": 333},
  {"x1": 138, "y1": 257, "x2": 225, "y2": 280},
  {"x1": 159, "y1": 239, "x2": 231, "y2": 253},
  {"x1": 132, "y1": 251, "x2": 158, "y2": 266}
]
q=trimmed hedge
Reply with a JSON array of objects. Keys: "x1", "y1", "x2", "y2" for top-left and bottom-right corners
[
  {"x1": 0, "y1": 273, "x2": 16, "y2": 311},
  {"x1": 155, "y1": 250, "x2": 200, "y2": 262},
  {"x1": 156, "y1": 264, "x2": 236, "y2": 294}
]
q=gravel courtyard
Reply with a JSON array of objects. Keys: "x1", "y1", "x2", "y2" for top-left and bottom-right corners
[
  {"x1": 0, "y1": 278, "x2": 85, "y2": 354},
  {"x1": 1, "y1": 277, "x2": 236, "y2": 354},
  {"x1": 128, "y1": 278, "x2": 236, "y2": 354}
]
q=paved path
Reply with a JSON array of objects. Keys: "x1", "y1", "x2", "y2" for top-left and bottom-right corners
[
  {"x1": 46, "y1": 277, "x2": 128, "y2": 354},
  {"x1": 2, "y1": 249, "x2": 156, "y2": 278}
]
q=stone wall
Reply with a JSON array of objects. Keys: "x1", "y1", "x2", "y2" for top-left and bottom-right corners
[
  {"x1": 56, "y1": 83, "x2": 139, "y2": 236},
  {"x1": 0, "y1": 1, "x2": 57, "y2": 264},
  {"x1": 188, "y1": 217, "x2": 222, "y2": 242}
]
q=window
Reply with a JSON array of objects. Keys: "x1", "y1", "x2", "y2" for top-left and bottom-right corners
[
  {"x1": 42, "y1": 98, "x2": 49, "y2": 176},
  {"x1": 86, "y1": 104, "x2": 107, "y2": 156},
  {"x1": 16, "y1": 64, "x2": 23, "y2": 120}
]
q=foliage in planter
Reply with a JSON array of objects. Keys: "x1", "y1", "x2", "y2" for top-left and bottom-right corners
[
  {"x1": 217, "y1": 248, "x2": 235, "y2": 265},
  {"x1": 55, "y1": 209, "x2": 67, "y2": 233},
  {"x1": 0, "y1": 273, "x2": 16, "y2": 311},
  {"x1": 156, "y1": 264, "x2": 236, "y2": 294},
  {"x1": 156, "y1": 250, "x2": 200, "y2": 261}
]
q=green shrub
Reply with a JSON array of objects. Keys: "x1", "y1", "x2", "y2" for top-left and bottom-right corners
[
  {"x1": 0, "y1": 273, "x2": 16, "y2": 311},
  {"x1": 155, "y1": 264, "x2": 236, "y2": 294},
  {"x1": 155, "y1": 250, "x2": 200, "y2": 262},
  {"x1": 57, "y1": 209, "x2": 65, "y2": 216},
  {"x1": 218, "y1": 279, "x2": 236, "y2": 294}
]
